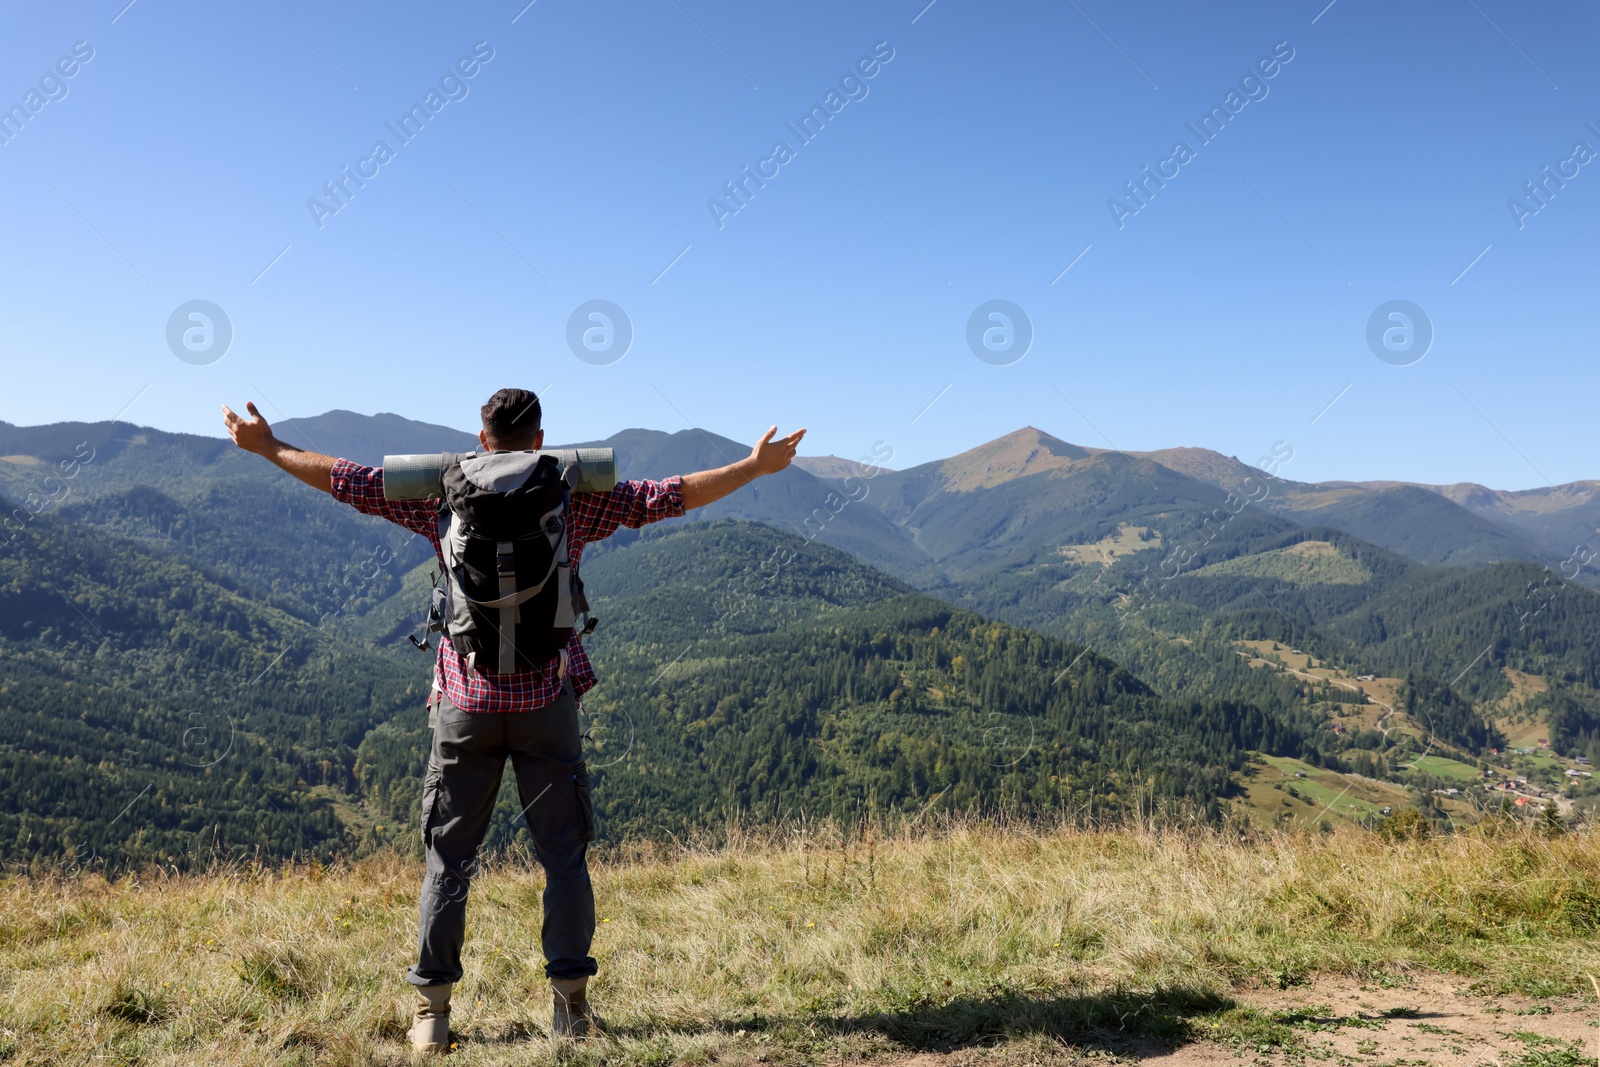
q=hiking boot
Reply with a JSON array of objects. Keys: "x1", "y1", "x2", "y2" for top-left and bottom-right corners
[
  {"x1": 408, "y1": 983, "x2": 452, "y2": 1054},
  {"x1": 551, "y1": 977, "x2": 602, "y2": 1039}
]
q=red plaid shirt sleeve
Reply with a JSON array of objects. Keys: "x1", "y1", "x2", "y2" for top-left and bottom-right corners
[
  {"x1": 329, "y1": 459, "x2": 442, "y2": 546},
  {"x1": 329, "y1": 460, "x2": 685, "y2": 712},
  {"x1": 570, "y1": 476, "x2": 686, "y2": 545}
]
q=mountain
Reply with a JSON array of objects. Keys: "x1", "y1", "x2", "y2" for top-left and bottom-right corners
[
  {"x1": 837, "y1": 426, "x2": 1550, "y2": 579},
  {"x1": 1150, "y1": 523, "x2": 1600, "y2": 694},
  {"x1": 557, "y1": 427, "x2": 936, "y2": 581},
  {"x1": 271, "y1": 409, "x2": 480, "y2": 467},
  {"x1": 879, "y1": 426, "x2": 1094, "y2": 497},
  {"x1": 0, "y1": 419, "x2": 251, "y2": 505},
  {"x1": 1091, "y1": 439, "x2": 1558, "y2": 571},
  {"x1": 755, "y1": 427, "x2": 1600, "y2": 789},
  {"x1": 6, "y1": 409, "x2": 1597, "y2": 865},
  {"x1": 9, "y1": 412, "x2": 1569, "y2": 582},
  {"x1": 0, "y1": 483, "x2": 1316, "y2": 865},
  {"x1": 1268, "y1": 484, "x2": 1548, "y2": 569},
  {"x1": 7, "y1": 412, "x2": 1306, "y2": 863},
  {"x1": 864, "y1": 428, "x2": 1292, "y2": 571},
  {"x1": 0, "y1": 417, "x2": 933, "y2": 625},
  {"x1": 0, "y1": 491, "x2": 422, "y2": 869},
  {"x1": 1349, "y1": 478, "x2": 1600, "y2": 569},
  {"x1": 354, "y1": 519, "x2": 1312, "y2": 843},
  {"x1": 0, "y1": 422, "x2": 434, "y2": 625},
  {"x1": 855, "y1": 442, "x2": 1600, "y2": 747}
]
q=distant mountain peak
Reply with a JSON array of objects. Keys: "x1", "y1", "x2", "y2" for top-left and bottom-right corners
[
  {"x1": 933, "y1": 427, "x2": 1094, "y2": 490},
  {"x1": 271, "y1": 410, "x2": 479, "y2": 466},
  {"x1": 919, "y1": 430, "x2": 1268, "y2": 495}
]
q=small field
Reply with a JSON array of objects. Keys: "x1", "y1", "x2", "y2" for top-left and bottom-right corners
[
  {"x1": 1488, "y1": 668, "x2": 1556, "y2": 750},
  {"x1": 4, "y1": 822, "x2": 1600, "y2": 1065},
  {"x1": 1232, "y1": 639, "x2": 1401, "y2": 701},
  {"x1": 1503, "y1": 721, "x2": 1556, "y2": 749},
  {"x1": 1494, "y1": 668, "x2": 1552, "y2": 712},
  {"x1": 1232, "y1": 640, "x2": 1413, "y2": 736},
  {"x1": 1238, "y1": 755, "x2": 1410, "y2": 826},
  {"x1": 1407, "y1": 753, "x2": 1483, "y2": 783},
  {"x1": 1058, "y1": 523, "x2": 1161, "y2": 566}
]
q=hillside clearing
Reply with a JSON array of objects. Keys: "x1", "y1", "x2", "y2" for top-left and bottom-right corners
[
  {"x1": 1057, "y1": 524, "x2": 1161, "y2": 567},
  {"x1": 1408, "y1": 754, "x2": 1483, "y2": 783},
  {"x1": 1494, "y1": 669, "x2": 1552, "y2": 713},
  {"x1": 1192, "y1": 540, "x2": 1375, "y2": 586},
  {"x1": 4, "y1": 822, "x2": 1600, "y2": 1065},
  {"x1": 1238, "y1": 755, "x2": 1411, "y2": 826}
]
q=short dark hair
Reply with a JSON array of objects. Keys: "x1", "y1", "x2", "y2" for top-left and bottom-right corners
[{"x1": 481, "y1": 388, "x2": 542, "y2": 445}]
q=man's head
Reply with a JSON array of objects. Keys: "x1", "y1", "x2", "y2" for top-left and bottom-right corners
[{"x1": 479, "y1": 387, "x2": 545, "y2": 452}]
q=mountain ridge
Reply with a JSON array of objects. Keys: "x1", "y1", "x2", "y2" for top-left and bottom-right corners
[
  {"x1": 5, "y1": 408, "x2": 1598, "y2": 864},
  {"x1": 6, "y1": 413, "x2": 1591, "y2": 505},
  {"x1": 3, "y1": 411, "x2": 1579, "y2": 580}
]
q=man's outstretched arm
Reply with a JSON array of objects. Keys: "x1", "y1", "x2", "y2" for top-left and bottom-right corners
[
  {"x1": 223, "y1": 401, "x2": 440, "y2": 540},
  {"x1": 681, "y1": 425, "x2": 806, "y2": 510},
  {"x1": 222, "y1": 401, "x2": 336, "y2": 493}
]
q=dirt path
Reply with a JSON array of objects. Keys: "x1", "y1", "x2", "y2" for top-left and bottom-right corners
[
  {"x1": 1155, "y1": 972, "x2": 1593, "y2": 1066},
  {"x1": 891, "y1": 973, "x2": 1597, "y2": 1067}
]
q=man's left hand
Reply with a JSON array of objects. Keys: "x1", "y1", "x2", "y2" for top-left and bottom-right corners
[{"x1": 748, "y1": 426, "x2": 806, "y2": 477}]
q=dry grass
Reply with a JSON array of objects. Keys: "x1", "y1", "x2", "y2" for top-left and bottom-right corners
[{"x1": 3, "y1": 819, "x2": 1600, "y2": 1065}]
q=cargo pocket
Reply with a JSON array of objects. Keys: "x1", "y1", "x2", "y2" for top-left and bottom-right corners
[
  {"x1": 573, "y1": 761, "x2": 596, "y2": 843},
  {"x1": 420, "y1": 761, "x2": 442, "y2": 844}
]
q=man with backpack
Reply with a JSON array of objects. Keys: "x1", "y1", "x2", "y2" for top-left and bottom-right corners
[{"x1": 221, "y1": 388, "x2": 804, "y2": 1051}]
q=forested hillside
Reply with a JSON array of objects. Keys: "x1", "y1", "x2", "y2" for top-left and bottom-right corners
[
  {"x1": 0, "y1": 488, "x2": 1314, "y2": 868},
  {"x1": 3, "y1": 410, "x2": 1594, "y2": 868},
  {"x1": 355, "y1": 521, "x2": 1312, "y2": 846},
  {"x1": 0, "y1": 493, "x2": 422, "y2": 869}
]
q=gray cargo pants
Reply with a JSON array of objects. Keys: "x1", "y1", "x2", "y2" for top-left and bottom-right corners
[{"x1": 405, "y1": 680, "x2": 598, "y2": 986}]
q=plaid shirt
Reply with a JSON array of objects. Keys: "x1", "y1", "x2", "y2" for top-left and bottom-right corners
[{"x1": 330, "y1": 459, "x2": 684, "y2": 712}]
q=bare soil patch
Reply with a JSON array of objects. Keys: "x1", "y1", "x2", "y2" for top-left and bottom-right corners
[{"x1": 870, "y1": 972, "x2": 1596, "y2": 1067}]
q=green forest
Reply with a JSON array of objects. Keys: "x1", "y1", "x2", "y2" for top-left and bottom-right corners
[
  {"x1": 356, "y1": 521, "x2": 1319, "y2": 847},
  {"x1": 3, "y1": 413, "x2": 1597, "y2": 870}
]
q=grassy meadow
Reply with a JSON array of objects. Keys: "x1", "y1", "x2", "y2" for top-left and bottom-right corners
[{"x1": 4, "y1": 819, "x2": 1600, "y2": 1065}]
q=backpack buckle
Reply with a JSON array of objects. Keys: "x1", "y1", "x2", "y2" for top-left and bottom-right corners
[
  {"x1": 407, "y1": 569, "x2": 446, "y2": 653},
  {"x1": 496, "y1": 546, "x2": 516, "y2": 577}
]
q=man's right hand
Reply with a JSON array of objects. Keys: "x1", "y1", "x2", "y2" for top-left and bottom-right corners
[
  {"x1": 221, "y1": 401, "x2": 338, "y2": 495},
  {"x1": 222, "y1": 401, "x2": 275, "y2": 455}
]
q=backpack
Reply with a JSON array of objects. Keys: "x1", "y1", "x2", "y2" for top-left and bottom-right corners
[{"x1": 416, "y1": 451, "x2": 595, "y2": 675}]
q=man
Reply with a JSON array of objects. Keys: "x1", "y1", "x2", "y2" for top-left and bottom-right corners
[{"x1": 222, "y1": 388, "x2": 804, "y2": 1052}]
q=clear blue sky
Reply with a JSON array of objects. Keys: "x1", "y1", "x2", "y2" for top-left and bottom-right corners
[{"x1": 2, "y1": 0, "x2": 1595, "y2": 489}]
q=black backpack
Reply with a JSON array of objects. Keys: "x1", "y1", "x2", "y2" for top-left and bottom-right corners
[{"x1": 421, "y1": 451, "x2": 595, "y2": 675}]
